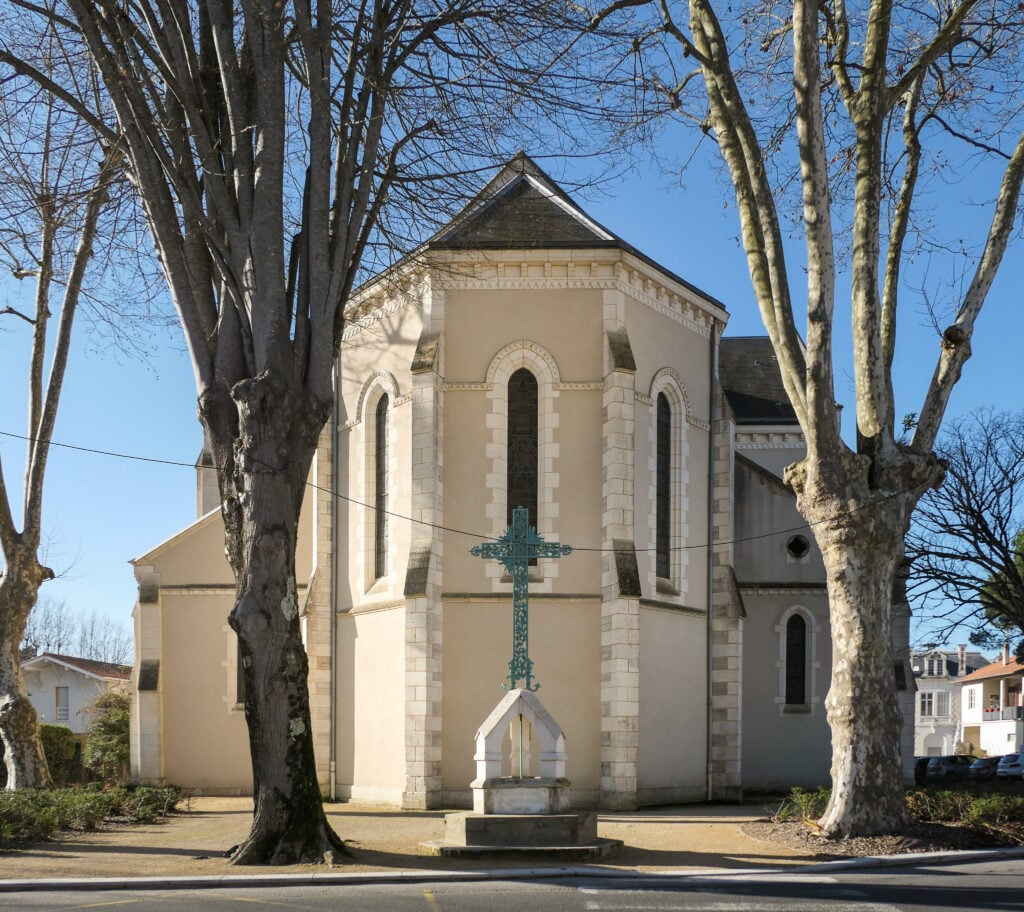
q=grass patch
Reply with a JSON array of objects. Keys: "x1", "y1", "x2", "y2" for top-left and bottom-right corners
[{"x1": 0, "y1": 785, "x2": 182, "y2": 847}]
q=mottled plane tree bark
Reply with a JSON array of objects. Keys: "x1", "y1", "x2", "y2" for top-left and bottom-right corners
[
  {"x1": 3, "y1": 0, "x2": 607, "y2": 862},
  {"x1": 593, "y1": 0, "x2": 1024, "y2": 835},
  {"x1": 0, "y1": 43, "x2": 122, "y2": 789}
]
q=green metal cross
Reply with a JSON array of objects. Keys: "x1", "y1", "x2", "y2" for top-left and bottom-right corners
[{"x1": 470, "y1": 506, "x2": 572, "y2": 691}]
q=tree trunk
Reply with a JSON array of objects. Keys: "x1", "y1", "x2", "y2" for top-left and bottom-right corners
[
  {"x1": 786, "y1": 449, "x2": 939, "y2": 837},
  {"x1": 203, "y1": 371, "x2": 344, "y2": 865},
  {"x1": 0, "y1": 551, "x2": 54, "y2": 790}
]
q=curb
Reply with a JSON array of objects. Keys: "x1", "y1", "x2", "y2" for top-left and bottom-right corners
[{"x1": 4, "y1": 846, "x2": 1024, "y2": 893}]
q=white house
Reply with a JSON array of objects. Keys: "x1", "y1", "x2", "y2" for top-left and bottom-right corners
[
  {"x1": 22, "y1": 653, "x2": 130, "y2": 742},
  {"x1": 958, "y1": 646, "x2": 1024, "y2": 757},
  {"x1": 911, "y1": 645, "x2": 988, "y2": 756}
]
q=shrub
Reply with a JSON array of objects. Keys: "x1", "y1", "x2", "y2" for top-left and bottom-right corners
[
  {"x1": 773, "y1": 786, "x2": 831, "y2": 823},
  {"x1": 83, "y1": 692, "x2": 129, "y2": 784},
  {"x1": 965, "y1": 793, "x2": 1024, "y2": 826},
  {"x1": 40, "y1": 724, "x2": 77, "y2": 786},
  {"x1": 0, "y1": 785, "x2": 182, "y2": 847},
  {"x1": 905, "y1": 787, "x2": 975, "y2": 823}
]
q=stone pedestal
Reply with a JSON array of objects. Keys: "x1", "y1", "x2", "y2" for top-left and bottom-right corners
[
  {"x1": 419, "y1": 690, "x2": 622, "y2": 859},
  {"x1": 471, "y1": 776, "x2": 569, "y2": 814}
]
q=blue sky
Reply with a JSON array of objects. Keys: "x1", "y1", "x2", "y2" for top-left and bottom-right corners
[{"x1": 0, "y1": 148, "x2": 1020, "y2": 647}]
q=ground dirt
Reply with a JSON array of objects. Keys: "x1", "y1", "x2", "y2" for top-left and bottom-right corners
[{"x1": 0, "y1": 797, "x2": 1016, "y2": 880}]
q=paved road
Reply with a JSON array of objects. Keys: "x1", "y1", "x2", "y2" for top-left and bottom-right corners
[{"x1": 5, "y1": 858, "x2": 1024, "y2": 912}]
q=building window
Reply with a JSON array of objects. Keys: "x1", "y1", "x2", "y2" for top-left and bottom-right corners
[
  {"x1": 920, "y1": 692, "x2": 934, "y2": 717},
  {"x1": 507, "y1": 368, "x2": 538, "y2": 530},
  {"x1": 374, "y1": 393, "x2": 389, "y2": 579},
  {"x1": 786, "y1": 534, "x2": 810, "y2": 560},
  {"x1": 968, "y1": 688, "x2": 976, "y2": 710},
  {"x1": 655, "y1": 393, "x2": 671, "y2": 579},
  {"x1": 785, "y1": 614, "x2": 807, "y2": 705},
  {"x1": 936, "y1": 691, "x2": 950, "y2": 716},
  {"x1": 55, "y1": 686, "x2": 69, "y2": 722}
]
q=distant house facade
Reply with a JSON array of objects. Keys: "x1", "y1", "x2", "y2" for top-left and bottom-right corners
[
  {"x1": 21, "y1": 653, "x2": 130, "y2": 744},
  {"x1": 958, "y1": 646, "x2": 1024, "y2": 757},
  {"x1": 127, "y1": 155, "x2": 915, "y2": 804},
  {"x1": 910, "y1": 646, "x2": 987, "y2": 756}
]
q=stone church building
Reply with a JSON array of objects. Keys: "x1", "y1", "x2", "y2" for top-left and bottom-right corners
[{"x1": 129, "y1": 155, "x2": 913, "y2": 807}]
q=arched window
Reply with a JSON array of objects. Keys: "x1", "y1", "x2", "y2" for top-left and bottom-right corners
[
  {"x1": 785, "y1": 614, "x2": 807, "y2": 705},
  {"x1": 507, "y1": 368, "x2": 538, "y2": 529},
  {"x1": 374, "y1": 394, "x2": 389, "y2": 579},
  {"x1": 655, "y1": 392, "x2": 671, "y2": 579}
]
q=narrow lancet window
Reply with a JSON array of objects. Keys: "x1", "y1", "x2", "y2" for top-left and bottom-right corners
[
  {"x1": 507, "y1": 368, "x2": 538, "y2": 530},
  {"x1": 785, "y1": 614, "x2": 807, "y2": 705},
  {"x1": 656, "y1": 392, "x2": 671, "y2": 579},
  {"x1": 374, "y1": 394, "x2": 389, "y2": 579}
]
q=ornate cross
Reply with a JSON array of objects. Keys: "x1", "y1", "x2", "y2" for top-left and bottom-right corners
[{"x1": 470, "y1": 507, "x2": 572, "y2": 691}]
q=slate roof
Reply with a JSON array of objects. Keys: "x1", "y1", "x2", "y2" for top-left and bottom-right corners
[
  {"x1": 24, "y1": 652, "x2": 130, "y2": 681},
  {"x1": 719, "y1": 336, "x2": 799, "y2": 425},
  {"x1": 911, "y1": 649, "x2": 988, "y2": 678},
  {"x1": 426, "y1": 152, "x2": 727, "y2": 312}
]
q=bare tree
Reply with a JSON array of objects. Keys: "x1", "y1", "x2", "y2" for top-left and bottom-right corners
[
  {"x1": 591, "y1": 0, "x2": 1024, "y2": 835},
  {"x1": 18, "y1": 596, "x2": 74, "y2": 659},
  {"x1": 3, "y1": 0, "x2": 611, "y2": 862},
  {"x1": 907, "y1": 410, "x2": 1024, "y2": 652},
  {"x1": 21, "y1": 598, "x2": 133, "y2": 665},
  {"x1": 0, "y1": 24, "x2": 123, "y2": 789}
]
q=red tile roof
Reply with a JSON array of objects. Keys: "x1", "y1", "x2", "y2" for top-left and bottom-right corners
[
  {"x1": 33, "y1": 653, "x2": 131, "y2": 680},
  {"x1": 958, "y1": 654, "x2": 1024, "y2": 683}
]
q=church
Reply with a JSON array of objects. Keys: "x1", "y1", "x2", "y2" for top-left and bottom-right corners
[{"x1": 128, "y1": 154, "x2": 914, "y2": 808}]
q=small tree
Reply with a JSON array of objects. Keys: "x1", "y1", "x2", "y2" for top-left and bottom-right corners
[
  {"x1": 39, "y1": 723, "x2": 76, "y2": 786},
  {"x1": 82, "y1": 692, "x2": 129, "y2": 785}
]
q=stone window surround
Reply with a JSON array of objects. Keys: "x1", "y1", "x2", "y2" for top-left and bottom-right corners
[
  {"x1": 354, "y1": 371, "x2": 400, "y2": 596},
  {"x1": 483, "y1": 340, "x2": 561, "y2": 594},
  {"x1": 774, "y1": 605, "x2": 821, "y2": 715},
  {"x1": 646, "y1": 367, "x2": 691, "y2": 600}
]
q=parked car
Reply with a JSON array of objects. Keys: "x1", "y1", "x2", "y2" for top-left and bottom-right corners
[
  {"x1": 913, "y1": 757, "x2": 929, "y2": 783},
  {"x1": 996, "y1": 753, "x2": 1024, "y2": 780},
  {"x1": 967, "y1": 756, "x2": 1003, "y2": 781},
  {"x1": 925, "y1": 755, "x2": 975, "y2": 779}
]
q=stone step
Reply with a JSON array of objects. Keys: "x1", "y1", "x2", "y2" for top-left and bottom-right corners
[{"x1": 443, "y1": 810, "x2": 598, "y2": 847}]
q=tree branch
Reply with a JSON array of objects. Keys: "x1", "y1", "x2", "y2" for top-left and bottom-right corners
[{"x1": 914, "y1": 127, "x2": 1024, "y2": 451}]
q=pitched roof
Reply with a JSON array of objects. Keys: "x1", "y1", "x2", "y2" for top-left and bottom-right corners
[
  {"x1": 427, "y1": 152, "x2": 727, "y2": 312},
  {"x1": 958, "y1": 654, "x2": 1024, "y2": 683},
  {"x1": 22, "y1": 652, "x2": 130, "y2": 681},
  {"x1": 719, "y1": 337, "x2": 799, "y2": 425}
]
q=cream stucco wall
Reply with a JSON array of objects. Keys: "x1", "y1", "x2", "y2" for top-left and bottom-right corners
[
  {"x1": 335, "y1": 607, "x2": 406, "y2": 802},
  {"x1": 160, "y1": 590, "x2": 252, "y2": 791},
  {"x1": 441, "y1": 599, "x2": 601, "y2": 805},
  {"x1": 637, "y1": 607, "x2": 708, "y2": 800}
]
